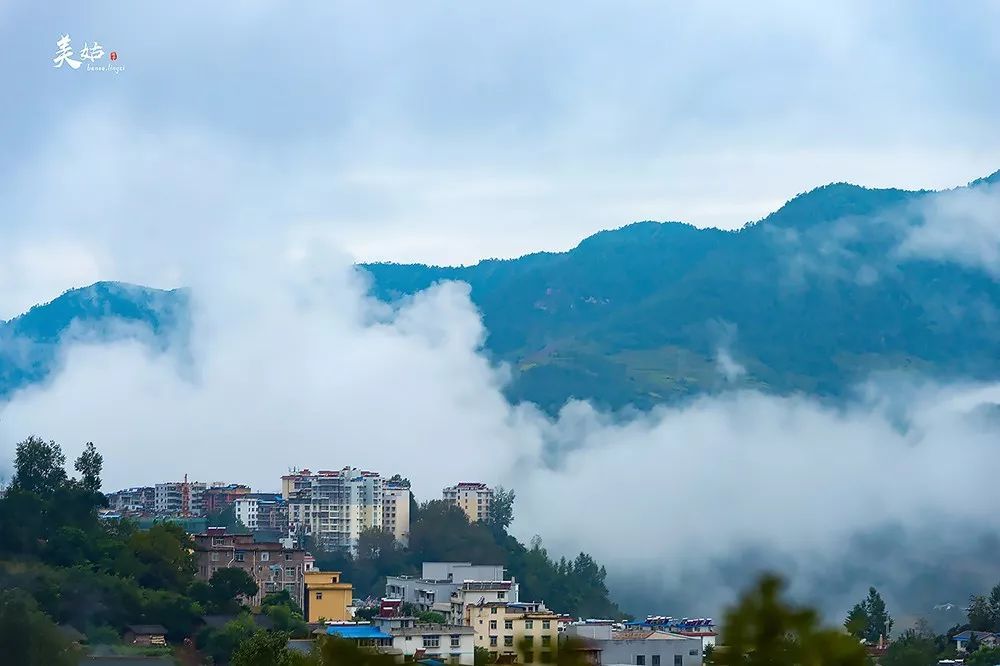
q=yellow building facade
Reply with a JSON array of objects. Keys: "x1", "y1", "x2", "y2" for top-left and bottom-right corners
[
  {"x1": 466, "y1": 602, "x2": 561, "y2": 665},
  {"x1": 303, "y1": 571, "x2": 353, "y2": 623}
]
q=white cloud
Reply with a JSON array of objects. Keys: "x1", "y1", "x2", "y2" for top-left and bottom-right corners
[{"x1": 898, "y1": 182, "x2": 1000, "y2": 277}]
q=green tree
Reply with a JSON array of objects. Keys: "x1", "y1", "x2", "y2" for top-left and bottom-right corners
[
  {"x1": 262, "y1": 590, "x2": 299, "y2": 612},
  {"x1": 11, "y1": 436, "x2": 67, "y2": 497},
  {"x1": 0, "y1": 588, "x2": 78, "y2": 666},
  {"x1": 128, "y1": 522, "x2": 196, "y2": 592},
  {"x1": 209, "y1": 567, "x2": 259, "y2": 614},
  {"x1": 474, "y1": 645, "x2": 493, "y2": 666},
  {"x1": 231, "y1": 629, "x2": 295, "y2": 666},
  {"x1": 486, "y1": 486, "x2": 515, "y2": 533},
  {"x1": 712, "y1": 574, "x2": 866, "y2": 666},
  {"x1": 881, "y1": 629, "x2": 941, "y2": 666},
  {"x1": 862, "y1": 587, "x2": 893, "y2": 642},
  {"x1": 968, "y1": 594, "x2": 996, "y2": 632},
  {"x1": 417, "y1": 610, "x2": 447, "y2": 624},
  {"x1": 844, "y1": 603, "x2": 868, "y2": 639},
  {"x1": 967, "y1": 646, "x2": 1000, "y2": 666},
  {"x1": 265, "y1": 603, "x2": 308, "y2": 637},
  {"x1": 198, "y1": 615, "x2": 258, "y2": 664},
  {"x1": 73, "y1": 442, "x2": 103, "y2": 492}
]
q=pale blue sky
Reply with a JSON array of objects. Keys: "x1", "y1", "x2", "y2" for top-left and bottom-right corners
[{"x1": 1, "y1": 1, "x2": 999, "y2": 314}]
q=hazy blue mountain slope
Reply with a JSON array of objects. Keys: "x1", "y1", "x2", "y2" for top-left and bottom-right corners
[
  {"x1": 0, "y1": 282, "x2": 187, "y2": 398},
  {"x1": 2, "y1": 174, "x2": 999, "y2": 413}
]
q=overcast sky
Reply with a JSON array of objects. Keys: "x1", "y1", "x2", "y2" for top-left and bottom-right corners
[{"x1": 2, "y1": 2, "x2": 1000, "y2": 316}]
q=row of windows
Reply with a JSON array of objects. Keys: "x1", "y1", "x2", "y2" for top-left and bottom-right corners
[
  {"x1": 419, "y1": 636, "x2": 463, "y2": 648},
  {"x1": 635, "y1": 656, "x2": 684, "y2": 666},
  {"x1": 486, "y1": 635, "x2": 550, "y2": 647}
]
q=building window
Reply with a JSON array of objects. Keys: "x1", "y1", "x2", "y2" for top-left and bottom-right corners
[
  {"x1": 489, "y1": 620, "x2": 497, "y2": 630},
  {"x1": 525, "y1": 620, "x2": 534, "y2": 630},
  {"x1": 689, "y1": 650, "x2": 698, "y2": 656},
  {"x1": 498, "y1": 591, "x2": 505, "y2": 599},
  {"x1": 490, "y1": 637, "x2": 497, "y2": 647},
  {"x1": 316, "y1": 592, "x2": 323, "y2": 599},
  {"x1": 525, "y1": 652, "x2": 534, "y2": 663},
  {"x1": 541, "y1": 636, "x2": 551, "y2": 647},
  {"x1": 542, "y1": 620, "x2": 550, "y2": 629},
  {"x1": 674, "y1": 657, "x2": 683, "y2": 666},
  {"x1": 504, "y1": 636, "x2": 514, "y2": 647},
  {"x1": 491, "y1": 607, "x2": 498, "y2": 615},
  {"x1": 524, "y1": 636, "x2": 534, "y2": 646},
  {"x1": 451, "y1": 635, "x2": 461, "y2": 648},
  {"x1": 636, "y1": 657, "x2": 645, "y2": 666},
  {"x1": 212, "y1": 537, "x2": 224, "y2": 546},
  {"x1": 423, "y1": 636, "x2": 440, "y2": 648},
  {"x1": 211, "y1": 552, "x2": 219, "y2": 561},
  {"x1": 285, "y1": 567, "x2": 295, "y2": 577},
  {"x1": 284, "y1": 553, "x2": 291, "y2": 560},
  {"x1": 261, "y1": 552, "x2": 269, "y2": 561},
  {"x1": 234, "y1": 552, "x2": 245, "y2": 562},
  {"x1": 505, "y1": 620, "x2": 513, "y2": 630},
  {"x1": 652, "y1": 656, "x2": 660, "y2": 666}
]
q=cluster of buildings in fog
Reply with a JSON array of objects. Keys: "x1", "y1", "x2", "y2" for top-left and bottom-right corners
[
  {"x1": 105, "y1": 468, "x2": 494, "y2": 553},
  {"x1": 104, "y1": 469, "x2": 714, "y2": 665}
]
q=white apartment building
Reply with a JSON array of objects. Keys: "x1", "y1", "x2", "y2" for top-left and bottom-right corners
[
  {"x1": 282, "y1": 467, "x2": 394, "y2": 553},
  {"x1": 154, "y1": 479, "x2": 207, "y2": 516},
  {"x1": 442, "y1": 482, "x2": 493, "y2": 523},
  {"x1": 383, "y1": 480, "x2": 411, "y2": 546},
  {"x1": 385, "y1": 562, "x2": 516, "y2": 615}
]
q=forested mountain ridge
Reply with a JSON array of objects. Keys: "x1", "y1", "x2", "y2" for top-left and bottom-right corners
[
  {"x1": 3, "y1": 172, "x2": 1000, "y2": 412},
  {"x1": 364, "y1": 172, "x2": 1000, "y2": 411}
]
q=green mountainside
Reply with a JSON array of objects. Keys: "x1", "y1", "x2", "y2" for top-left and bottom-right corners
[{"x1": 3, "y1": 173, "x2": 1000, "y2": 412}]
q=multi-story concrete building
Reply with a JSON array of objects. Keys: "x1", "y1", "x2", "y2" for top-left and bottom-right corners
[
  {"x1": 233, "y1": 493, "x2": 289, "y2": 534},
  {"x1": 282, "y1": 467, "x2": 389, "y2": 553},
  {"x1": 106, "y1": 486, "x2": 155, "y2": 514},
  {"x1": 382, "y1": 480, "x2": 411, "y2": 546},
  {"x1": 467, "y1": 601, "x2": 560, "y2": 665},
  {"x1": 385, "y1": 562, "x2": 514, "y2": 615},
  {"x1": 442, "y1": 483, "x2": 493, "y2": 523},
  {"x1": 202, "y1": 484, "x2": 251, "y2": 514},
  {"x1": 303, "y1": 570, "x2": 354, "y2": 622},
  {"x1": 565, "y1": 622, "x2": 704, "y2": 666},
  {"x1": 450, "y1": 580, "x2": 519, "y2": 625},
  {"x1": 192, "y1": 527, "x2": 306, "y2": 608},
  {"x1": 155, "y1": 478, "x2": 207, "y2": 516}
]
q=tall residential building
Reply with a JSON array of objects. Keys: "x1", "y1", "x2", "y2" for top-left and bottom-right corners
[
  {"x1": 383, "y1": 480, "x2": 411, "y2": 546},
  {"x1": 282, "y1": 467, "x2": 393, "y2": 553},
  {"x1": 442, "y1": 482, "x2": 493, "y2": 523},
  {"x1": 154, "y1": 478, "x2": 207, "y2": 516}
]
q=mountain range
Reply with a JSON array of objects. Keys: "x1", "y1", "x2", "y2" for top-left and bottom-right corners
[{"x1": 3, "y1": 172, "x2": 999, "y2": 413}]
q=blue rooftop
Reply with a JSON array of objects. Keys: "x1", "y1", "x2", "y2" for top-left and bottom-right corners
[{"x1": 325, "y1": 625, "x2": 392, "y2": 640}]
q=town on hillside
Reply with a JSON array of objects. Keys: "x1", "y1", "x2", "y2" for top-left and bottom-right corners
[{"x1": 100, "y1": 467, "x2": 717, "y2": 665}]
